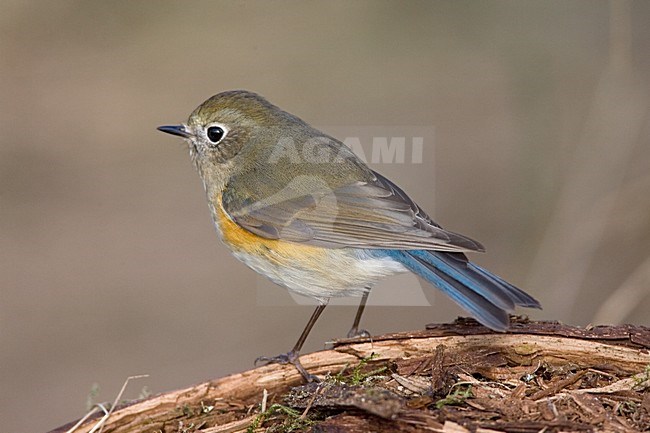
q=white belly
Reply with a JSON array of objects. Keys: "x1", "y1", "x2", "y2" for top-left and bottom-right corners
[{"x1": 231, "y1": 248, "x2": 407, "y2": 302}]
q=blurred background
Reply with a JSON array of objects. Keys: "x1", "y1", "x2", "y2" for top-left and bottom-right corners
[{"x1": 1, "y1": 1, "x2": 649, "y2": 431}]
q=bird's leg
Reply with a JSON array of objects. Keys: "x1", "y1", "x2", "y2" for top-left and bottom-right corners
[
  {"x1": 346, "y1": 290, "x2": 371, "y2": 339},
  {"x1": 255, "y1": 301, "x2": 327, "y2": 382}
]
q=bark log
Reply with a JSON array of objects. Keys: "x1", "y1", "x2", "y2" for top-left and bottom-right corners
[{"x1": 50, "y1": 318, "x2": 650, "y2": 433}]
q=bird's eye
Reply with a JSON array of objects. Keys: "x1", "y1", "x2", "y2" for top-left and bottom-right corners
[{"x1": 206, "y1": 125, "x2": 226, "y2": 144}]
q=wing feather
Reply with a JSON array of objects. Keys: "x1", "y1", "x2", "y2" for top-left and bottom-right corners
[{"x1": 223, "y1": 170, "x2": 484, "y2": 252}]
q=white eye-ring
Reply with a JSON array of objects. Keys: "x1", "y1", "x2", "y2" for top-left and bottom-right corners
[{"x1": 205, "y1": 123, "x2": 228, "y2": 145}]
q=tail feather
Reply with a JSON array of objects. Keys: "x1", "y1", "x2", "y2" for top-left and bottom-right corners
[
  {"x1": 389, "y1": 250, "x2": 540, "y2": 331},
  {"x1": 392, "y1": 251, "x2": 511, "y2": 331},
  {"x1": 410, "y1": 251, "x2": 516, "y2": 311},
  {"x1": 466, "y1": 262, "x2": 541, "y2": 308}
]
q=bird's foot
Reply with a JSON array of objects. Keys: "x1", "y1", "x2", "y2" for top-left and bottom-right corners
[
  {"x1": 346, "y1": 327, "x2": 371, "y2": 339},
  {"x1": 255, "y1": 350, "x2": 319, "y2": 382}
]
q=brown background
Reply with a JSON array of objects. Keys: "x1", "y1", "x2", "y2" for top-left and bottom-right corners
[{"x1": 1, "y1": 1, "x2": 649, "y2": 432}]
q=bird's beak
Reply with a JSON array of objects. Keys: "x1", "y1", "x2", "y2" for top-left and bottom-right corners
[{"x1": 157, "y1": 124, "x2": 192, "y2": 138}]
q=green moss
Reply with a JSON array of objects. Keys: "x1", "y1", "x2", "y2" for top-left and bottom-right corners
[
  {"x1": 331, "y1": 352, "x2": 387, "y2": 385},
  {"x1": 247, "y1": 404, "x2": 314, "y2": 433},
  {"x1": 632, "y1": 364, "x2": 650, "y2": 389},
  {"x1": 435, "y1": 383, "x2": 473, "y2": 409}
]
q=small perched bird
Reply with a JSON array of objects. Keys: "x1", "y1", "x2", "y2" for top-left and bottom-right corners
[{"x1": 158, "y1": 90, "x2": 541, "y2": 381}]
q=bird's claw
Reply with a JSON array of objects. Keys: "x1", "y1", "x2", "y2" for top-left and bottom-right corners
[
  {"x1": 254, "y1": 350, "x2": 319, "y2": 382},
  {"x1": 346, "y1": 328, "x2": 371, "y2": 339},
  {"x1": 254, "y1": 351, "x2": 296, "y2": 366}
]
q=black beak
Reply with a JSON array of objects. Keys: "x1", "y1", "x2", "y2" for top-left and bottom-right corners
[{"x1": 157, "y1": 124, "x2": 192, "y2": 138}]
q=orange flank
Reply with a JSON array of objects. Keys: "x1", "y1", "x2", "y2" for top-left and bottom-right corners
[{"x1": 214, "y1": 196, "x2": 327, "y2": 265}]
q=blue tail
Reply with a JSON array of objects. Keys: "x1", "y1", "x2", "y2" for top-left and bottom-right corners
[{"x1": 386, "y1": 250, "x2": 541, "y2": 331}]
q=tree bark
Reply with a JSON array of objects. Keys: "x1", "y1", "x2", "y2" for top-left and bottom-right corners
[{"x1": 50, "y1": 318, "x2": 650, "y2": 433}]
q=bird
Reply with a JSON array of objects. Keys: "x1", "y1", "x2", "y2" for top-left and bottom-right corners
[{"x1": 158, "y1": 90, "x2": 541, "y2": 381}]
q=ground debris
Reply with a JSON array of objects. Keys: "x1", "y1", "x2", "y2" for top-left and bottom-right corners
[{"x1": 286, "y1": 382, "x2": 403, "y2": 420}]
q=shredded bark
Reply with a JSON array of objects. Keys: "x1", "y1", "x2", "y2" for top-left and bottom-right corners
[{"x1": 49, "y1": 317, "x2": 650, "y2": 433}]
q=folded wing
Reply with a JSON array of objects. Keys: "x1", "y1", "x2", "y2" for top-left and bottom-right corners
[{"x1": 223, "y1": 170, "x2": 484, "y2": 253}]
